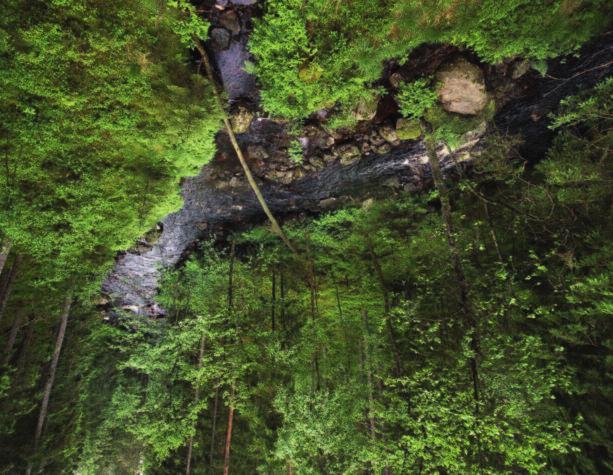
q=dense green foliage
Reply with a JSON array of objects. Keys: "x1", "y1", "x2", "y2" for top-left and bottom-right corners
[
  {"x1": 249, "y1": 0, "x2": 609, "y2": 121},
  {"x1": 0, "y1": 1, "x2": 610, "y2": 473},
  {"x1": 2, "y1": 80, "x2": 605, "y2": 473},
  {"x1": 0, "y1": 1, "x2": 220, "y2": 471},
  {"x1": 0, "y1": 0, "x2": 219, "y2": 288}
]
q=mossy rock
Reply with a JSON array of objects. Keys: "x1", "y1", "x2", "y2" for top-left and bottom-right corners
[
  {"x1": 425, "y1": 99, "x2": 495, "y2": 149},
  {"x1": 396, "y1": 118, "x2": 422, "y2": 140}
]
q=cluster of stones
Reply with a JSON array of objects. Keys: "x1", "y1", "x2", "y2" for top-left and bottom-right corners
[{"x1": 220, "y1": 55, "x2": 492, "y2": 186}]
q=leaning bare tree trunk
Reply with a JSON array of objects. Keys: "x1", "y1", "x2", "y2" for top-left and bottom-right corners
[
  {"x1": 424, "y1": 128, "x2": 480, "y2": 405},
  {"x1": 0, "y1": 238, "x2": 11, "y2": 276},
  {"x1": 27, "y1": 290, "x2": 73, "y2": 475},
  {"x1": 186, "y1": 333, "x2": 207, "y2": 475},
  {"x1": 192, "y1": 36, "x2": 297, "y2": 255},
  {"x1": 0, "y1": 254, "x2": 22, "y2": 326}
]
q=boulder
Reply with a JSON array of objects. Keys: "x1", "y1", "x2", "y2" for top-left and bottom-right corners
[
  {"x1": 511, "y1": 59, "x2": 531, "y2": 79},
  {"x1": 319, "y1": 197, "x2": 337, "y2": 209},
  {"x1": 374, "y1": 143, "x2": 391, "y2": 155},
  {"x1": 352, "y1": 95, "x2": 379, "y2": 121},
  {"x1": 210, "y1": 28, "x2": 231, "y2": 51},
  {"x1": 308, "y1": 155, "x2": 325, "y2": 169},
  {"x1": 247, "y1": 144, "x2": 269, "y2": 160},
  {"x1": 389, "y1": 72, "x2": 404, "y2": 89},
  {"x1": 219, "y1": 10, "x2": 241, "y2": 35},
  {"x1": 378, "y1": 125, "x2": 399, "y2": 145},
  {"x1": 395, "y1": 118, "x2": 422, "y2": 141},
  {"x1": 230, "y1": 106, "x2": 254, "y2": 133},
  {"x1": 436, "y1": 58, "x2": 489, "y2": 115},
  {"x1": 335, "y1": 143, "x2": 361, "y2": 165}
]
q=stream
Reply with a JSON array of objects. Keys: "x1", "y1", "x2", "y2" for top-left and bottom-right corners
[{"x1": 101, "y1": 4, "x2": 612, "y2": 316}]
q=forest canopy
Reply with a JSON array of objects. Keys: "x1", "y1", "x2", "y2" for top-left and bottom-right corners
[{"x1": 0, "y1": 0, "x2": 611, "y2": 474}]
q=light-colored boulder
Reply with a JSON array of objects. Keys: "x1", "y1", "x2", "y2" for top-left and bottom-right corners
[
  {"x1": 378, "y1": 125, "x2": 399, "y2": 145},
  {"x1": 352, "y1": 95, "x2": 379, "y2": 121},
  {"x1": 336, "y1": 144, "x2": 361, "y2": 165},
  {"x1": 436, "y1": 58, "x2": 489, "y2": 115},
  {"x1": 230, "y1": 107, "x2": 254, "y2": 133}
]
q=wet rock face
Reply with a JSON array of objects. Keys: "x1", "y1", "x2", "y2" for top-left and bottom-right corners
[
  {"x1": 210, "y1": 2, "x2": 259, "y2": 103},
  {"x1": 102, "y1": 138, "x2": 477, "y2": 315},
  {"x1": 436, "y1": 58, "x2": 489, "y2": 115},
  {"x1": 210, "y1": 28, "x2": 231, "y2": 50}
]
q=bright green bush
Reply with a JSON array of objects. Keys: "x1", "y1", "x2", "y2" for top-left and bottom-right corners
[
  {"x1": 250, "y1": 0, "x2": 609, "y2": 121},
  {"x1": 397, "y1": 79, "x2": 438, "y2": 120}
]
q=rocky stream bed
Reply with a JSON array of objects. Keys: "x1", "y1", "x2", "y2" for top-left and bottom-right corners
[{"x1": 102, "y1": 1, "x2": 613, "y2": 315}]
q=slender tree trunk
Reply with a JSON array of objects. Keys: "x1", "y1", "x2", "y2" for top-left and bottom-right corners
[
  {"x1": 0, "y1": 254, "x2": 22, "y2": 325},
  {"x1": 271, "y1": 267, "x2": 276, "y2": 332},
  {"x1": 192, "y1": 37, "x2": 296, "y2": 254},
  {"x1": 335, "y1": 285, "x2": 352, "y2": 378},
  {"x1": 209, "y1": 386, "x2": 220, "y2": 469},
  {"x1": 361, "y1": 308, "x2": 376, "y2": 440},
  {"x1": 0, "y1": 238, "x2": 11, "y2": 276},
  {"x1": 424, "y1": 128, "x2": 480, "y2": 405},
  {"x1": 186, "y1": 333, "x2": 207, "y2": 475},
  {"x1": 223, "y1": 389, "x2": 235, "y2": 475},
  {"x1": 27, "y1": 290, "x2": 73, "y2": 475},
  {"x1": 367, "y1": 243, "x2": 402, "y2": 376},
  {"x1": 308, "y1": 258, "x2": 321, "y2": 392},
  {"x1": 227, "y1": 240, "x2": 235, "y2": 313},
  {"x1": 222, "y1": 240, "x2": 237, "y2": 475},
  {"x1": 280, "y1": 271, "x2": 286, "y2": 342},
  {"x1": 482, "y1": 201, "x2": 503, "y2": 263},
  {"x1": 17, "y1": 315, "x2": 35, "y2": 374},
  {"x1": 3, "y1": 311, "x2": 24, "y2": 365}
]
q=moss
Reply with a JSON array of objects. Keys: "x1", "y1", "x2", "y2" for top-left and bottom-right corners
[
  {"x1": 396, "y1": 118, "x2": 422, "y2": 140},
  {"x1": 426, "y1": 99, "x2": 496, "y2": 149}
]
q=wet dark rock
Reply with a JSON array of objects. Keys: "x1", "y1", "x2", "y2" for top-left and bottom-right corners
[
  {"x1": 247, "y1": 144, "x2": 269, "y2": 160},
  {"x1": 214, "y1": 39, "x2": 257, "y2": 102},
  {"x1": 210, "y1": 27, "x2": 231, "y2": 50},
  {"x1": 218, "y1": 10, "x2": 241, "y2": 35},
  {"x1": 209, "y1": 5, "x2": 258, "y2": 103}
]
